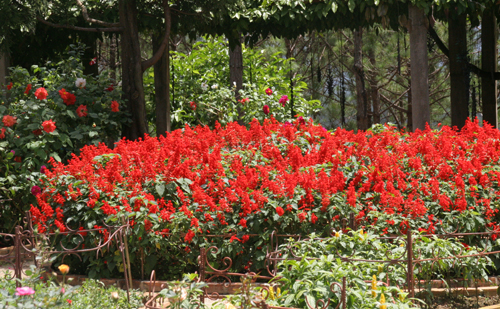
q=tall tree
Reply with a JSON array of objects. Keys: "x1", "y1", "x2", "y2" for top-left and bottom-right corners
[
  {"x1": 229, "y1": 37, "x2": 244, "y2": 123},
  {"x1": 353, "y1": 27, "x2": 370, "y2": 130},
  {"x1": 153, "y1": 32, "x2": 171, "y2": 136},
  {"x1": 408, "y1": 4, "x2": 430, "y2": 131},
  {"x1": 448, "y1": 10, "x2": 468, "y2": 128},
  {"x1": 482, "y1": 10, "x2": 498, "y2": 128}
]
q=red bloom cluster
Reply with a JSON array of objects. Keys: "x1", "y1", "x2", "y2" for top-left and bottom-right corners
[{"x1": 30, "y1": 119, "x2": 500, "y2": 242}]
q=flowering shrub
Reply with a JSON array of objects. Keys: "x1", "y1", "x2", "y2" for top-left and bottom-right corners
[
  {"x1": 29, "y1": 118, "x2": 500, "y2": 279},
  {"x1": 0, "y1": 44, "x2": 130, "y2": 233}
]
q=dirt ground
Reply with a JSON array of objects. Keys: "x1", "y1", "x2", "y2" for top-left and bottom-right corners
[{"x1": 426, "y1": 295, "x2": 500, "y2": 309}]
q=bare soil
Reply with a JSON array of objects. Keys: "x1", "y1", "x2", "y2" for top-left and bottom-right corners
[{"x1": 427, "y1": 295, "x2": 500, "y2": 309}]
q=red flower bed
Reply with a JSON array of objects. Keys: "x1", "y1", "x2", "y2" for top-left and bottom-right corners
[{"x1": 30, "y1": 118, "x2": 500, "y2": 278}]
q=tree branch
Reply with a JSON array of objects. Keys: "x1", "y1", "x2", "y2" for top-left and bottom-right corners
[
  {"x1": 37, "y1": 16, "x2": 122, "y2": 32},
  {"x1": 141, "y1": 2, "x2": 171, "y2": 72},
  {"x1": 428, "y1": 22, "x2": 500, "y2": 80},
  {"x1": 75, "y1": 0, "x2": 120, "y2": 27}
]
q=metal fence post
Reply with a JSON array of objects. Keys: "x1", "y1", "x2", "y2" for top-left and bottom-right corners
[
  {"x1": 341, "y1": 276, "x2": 346, "y2": 309},
  {"x1": 14, "y1": 226, "x2": 22, "y2": 286},
  {"x1": 199, "y1": 247, "x2": 206, "y2": 304},
  {"x1": 406, "y1": 228, "x2": 414, "y2": 299},
  {"x1": 349, "y1": 213, "x2": 355, "y2": 230}
]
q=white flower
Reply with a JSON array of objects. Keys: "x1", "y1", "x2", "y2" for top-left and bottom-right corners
[
  {"x1": 118, "y1": 80, "x2": 122, "y2": 87},
  {"x1": 232, "y1": 81, "x2": 236, "y2": 87},
  {"x1": 211, "y1": 84, "x2": 218, "y2": 90},
  {"x1": 201, "y1": 82, "x2": 208, "y2": 91},
  {"x1": 75, "y1": 78, "x2": 86, "y2": 89}
]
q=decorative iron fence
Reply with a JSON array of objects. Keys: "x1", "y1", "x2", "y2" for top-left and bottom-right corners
[{"x1": 0, "y1": 212, "x2": 132, "y2": 300}]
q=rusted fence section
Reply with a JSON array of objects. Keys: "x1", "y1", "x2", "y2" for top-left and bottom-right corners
[
  {"x1": 144, "y1": 269, "x2": 346, "y2": 309},
  {"x1": 191, "y1": 226, "x2": 500, "y2": 308},
  {"x1": 0, "y1": 212, "x2": 132, "y2": 300}
]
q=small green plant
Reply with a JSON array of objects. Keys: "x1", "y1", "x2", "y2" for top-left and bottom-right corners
[
  {"x1": 157, "y1": 273, "x2": 207, "y2": 309},
  {"x1": 214, "y1": 273, "x2": 267, "y2": 309}
]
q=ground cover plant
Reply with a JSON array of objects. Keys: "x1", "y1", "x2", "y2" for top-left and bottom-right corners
[
  {"x1": 28, "y1": 118, "x2": 500, "y2": 279},
  {"x1": 0, "y1": 272, "x2": 142, "y2": 309}
]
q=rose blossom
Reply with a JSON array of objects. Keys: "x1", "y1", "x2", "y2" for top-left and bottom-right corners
[
  {"x1": 76, "y1": 105, "x2": 88, "y2": 117},
  {"x1": 75, "y1": 78, "x2": 86, "y2": 89},
  {"x1": 265, "y1": 88, "x2": 273, "y2": 95},
  {"x1": 24, "y1": 84, "x2": 32, "y2": 94},
  {"x1": 2, "y1": 115, "x2": 16, "y2": 127},
  {"x1": 34, "y1": 87, "x2": 48, "y2": 100},
  {"x1": 31, "y1": 185, "x2": 42, "y2": 196},
  {"x1": 42, "y1": 120, "x2": 56, "y2": 133},
  {"x1": 111, "y1": 101, "x2": 119, "y2": 112},
  {"x1": 279, "y1": 95, "x2": 288, "y2": 107},
  {"x1": 15, "y1": 287, "x2": 35, "y2": 296},
  {"x1": 263, "y1": 105, "x2": 270, "y2": 115}
]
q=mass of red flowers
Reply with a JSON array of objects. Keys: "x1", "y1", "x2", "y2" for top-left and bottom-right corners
[{"x1": 30, "y1": 119, "x2": 500, "y2": 243}]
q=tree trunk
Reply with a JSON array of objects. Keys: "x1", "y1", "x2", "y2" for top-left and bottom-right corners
[
  {"x1": 367, "y1": 43, "x2": 380, "y2": 124},
  {"x1": 110, "y1": 34, "x2": 117, "y2": 82},
  {"x1": 0, "y1": 51, "x2": 9, "y2": 87},
  {"x1": 482, "y1": 10, "x2": 498, "y2": 128},
  {"x1": 408, "y1": 4, "x2": 431, "y2": 131},
  {"x1": 119, "y1": 0, "x2": 148, "y2": 140},
  {"x1": 82, "y1": 36, "x2": 98, "y2": 76},
  {"x1": 353, "y1": 27, "x2": 370, "y2": 131},
  {"x1": 449, "y1": 13, "x2": 468, "y2": 129},
  {"x1": 407, "y1": 85, "x2": 413, "y2": 131},
  {"x1": 153, "y1": 32, "x2": 171, "y2": 136},
  {"x1": 229, "y1": 38, "x2": 243, "y2": 123}
]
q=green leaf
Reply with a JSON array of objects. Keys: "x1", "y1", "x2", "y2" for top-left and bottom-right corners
[
  {"x1": 89, "y1": 131, "x2": 98, "y2": 137},
  {"x1": 348, "y1": 0, "x2": 355, "y2": 12},
  {"x1": 50, "y1": 153, "x2": 61, "y2": 162},
  {"x1": 67, "y1": 110, "x2": 76, "y2": 119},
  {"x1": 156, "y1": 183, "x2": 165, "y2": 196},
  {"x1": 331, "y1": 2, "x2": 338, "y2": 12}
]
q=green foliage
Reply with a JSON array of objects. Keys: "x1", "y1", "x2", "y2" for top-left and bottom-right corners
[
  {"x1": 158, "y1": 36, "x2": 320, "y2": 129},
  {"x1": 157, "y1": 273, "x2": 207, "y2": 309},
  {"x1": 269, "y1": 230, "x2": 492, "y2": 308}
]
